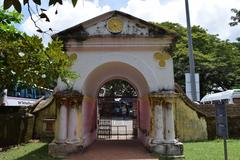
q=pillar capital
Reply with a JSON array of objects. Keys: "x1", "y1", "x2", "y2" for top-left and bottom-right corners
[
  {"x1": 149, "y1": 91, "x2": 178, "y2": 106},
  {"x1": 55, "y1": 90, "x2": 83, "y2": 107},
  {"x1": 59, "y1": 98, "x2": 69, "y2": 106}
]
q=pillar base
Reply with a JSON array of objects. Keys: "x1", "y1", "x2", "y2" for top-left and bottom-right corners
[
  {"x1": 66, "y1": 138, "x2": 81, "y2": 144},
  {"x1": 48, "y1": 142, "x2": 84, "y2": 158},
  {"x1": 150, "y1": 142, "x2": 184, "y2": 160}
]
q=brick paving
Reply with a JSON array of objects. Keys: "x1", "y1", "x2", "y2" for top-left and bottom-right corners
[{"x1": 68, "y1": 140, "x2": 158, "y2": 160}]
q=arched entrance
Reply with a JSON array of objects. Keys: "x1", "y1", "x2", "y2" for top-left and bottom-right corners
[
  {"x1": 81, "y1": 62, "x2": 151, "y2": 146},
  {"x1": 49, "y1": 10, "x2": 184, "y2": 159}
]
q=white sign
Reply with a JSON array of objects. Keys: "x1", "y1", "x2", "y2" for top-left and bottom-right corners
[
  {"x1": 185, "y1": 73, "x2": 200, "y2": 101},
  {"x1": 7, "y1": 96, "x2": 36, "y2": 106}
]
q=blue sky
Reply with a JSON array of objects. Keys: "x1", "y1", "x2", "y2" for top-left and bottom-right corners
[
  {"x1": 98, "y1": 0, "x2": 129, "y2": 9},
  {"x1": 97, "y1": 0, "x2": 171, "y2": 8},
  {"x1": 1, "y1": 0, "x2": 239, "y2": 43}
]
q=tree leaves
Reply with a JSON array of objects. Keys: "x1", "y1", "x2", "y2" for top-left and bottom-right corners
[
  {"x1": 3, "y1": 0, "x2": 79, "y2": 13},
  {"x1": 39, "y1": 13, "x2": 50, "y2": 22},
  {"x1": 23, "y1": 0, "x2": 29, "y2": 5},
  {"x1": 99, "y1": 80, "x2": 137, "y2": 97},
  {"x1": 12, "y1": 0, "x2": 22, "y2": 13},
  {"x1": 49, "y1": 0, "x2": 63, "y2": 6},
  {"x1": 156, "y1": 22, "x2": 240, "y2": 97},
  {"x1": 2, "y1": 0, "x2": 80, "y2": 33},
  {"x1": 3, "y1": 0, "x2": 22, "y2": 13},
  {"x1": 40, "y1": 8, "x2": 47, "y2": 12},
  {"x1": 36, "y1": 29, "x2": 43, "y2": 33},
  {"x1": 33, "y1": 0, "x2": 41, "y2": 5},
  {"x1": 72, "y1": 0, "x2": 78, "y2": 7},
  {"x1": 0, "y1": 9, "x2": 78, "y2": 91},
  {"x1": 3, "y1": 0, "x2": 13, "y2": 10},
  {"x1": 230, "y1": 8, "x2": 240, "y2": 26}
]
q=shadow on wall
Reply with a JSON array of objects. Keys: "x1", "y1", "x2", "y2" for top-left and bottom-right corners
[{"x1": 0, "y1": 106, "x2": 35, "y2": 148}]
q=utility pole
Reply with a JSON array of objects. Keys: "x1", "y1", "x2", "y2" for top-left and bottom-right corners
[{"x1": 185, "y1": 0, "x2": 197, "y2": 101}]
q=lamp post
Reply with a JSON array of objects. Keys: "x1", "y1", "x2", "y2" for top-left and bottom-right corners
[{"x1": 185, "y1": 0, "x2": 197, "y2": 101}]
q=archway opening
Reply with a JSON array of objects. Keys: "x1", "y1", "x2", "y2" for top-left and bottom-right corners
[
  {"x1": 97, "y1": 79, "x2": 138, "y2": 140},
  {"x1": 81, "y1": 62, "x2": 151, "y2": 147}
]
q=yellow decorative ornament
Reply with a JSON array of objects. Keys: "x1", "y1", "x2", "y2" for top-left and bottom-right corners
[
  {"x1": 107, "y1": 17, "x2": 124, "y2": 34},
  {"x1": 154, "y1": 51, "x2": 171, "y2": 67}
]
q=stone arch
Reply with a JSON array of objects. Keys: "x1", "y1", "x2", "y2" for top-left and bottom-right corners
[
  {"x1": 82, "y1": 61, "x2": 150, "y2": 97},
  {"x1": 69, "y1": 52, "x2": 161, "y2": 93},
  {"x1": 81, "y1": 61, "x2": 151, "y2": 146}
]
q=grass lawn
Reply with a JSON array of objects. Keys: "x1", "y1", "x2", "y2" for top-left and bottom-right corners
[
  {"x1": 0, "y1": 139, "x2": 239, "y2": 160},
  {"x1": 0, "y1": 141, "x2": 57, "y2": 160},
  {"x1": 184, "y1": 139, "x2": 240, "y2": 160}
]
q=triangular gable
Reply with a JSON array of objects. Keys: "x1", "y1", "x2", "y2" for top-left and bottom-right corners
[{"x1": 53, "y1": 10, "x2": 176, "y2": 40}]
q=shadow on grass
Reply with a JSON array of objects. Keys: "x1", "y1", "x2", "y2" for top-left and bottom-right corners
[{"x1": 16, "y1": 144, "x2": 59, "y2": 160}]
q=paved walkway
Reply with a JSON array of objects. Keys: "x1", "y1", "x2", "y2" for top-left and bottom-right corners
[{"x1": 68, "y1": 140, "x2": 158, "y2": 160}]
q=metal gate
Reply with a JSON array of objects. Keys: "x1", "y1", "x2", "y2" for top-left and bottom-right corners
[
  {"x1": 97, "y1": 118, "x2": 135, "y2": 140},
  {"x1": 97, "y1": 119, "x2": 112, "y2": 139},
  {"x1": 97, "y1": 97, "x2": 137, "y2": 140}
]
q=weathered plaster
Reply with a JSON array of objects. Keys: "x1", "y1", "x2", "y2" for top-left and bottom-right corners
[
  {"x1": 137, "y1": 96, "x2": 151, "y2": 145},
  {"x1": 174, "y1": 97, "x2": 208, "y2": 141},
  {"x1": 56, "y1": 11, "x2": 176, "y2": 93},
  {"x1": 82, "y1": 96, "x2": 97, "y2": 147},
  {"x1": 63, "y1": 51, "x2": 175, "y2": 94}
]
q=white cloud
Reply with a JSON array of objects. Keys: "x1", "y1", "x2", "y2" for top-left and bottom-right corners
[
  {"x1": 21, "y1": 0, "x2": 240, "y2": 43},
  {"x1": 20, "y1": 0, "x2": 111, "y2": 44},
  {"x1": 120, "y1": 0, "x2": 240, "y2": 41}
]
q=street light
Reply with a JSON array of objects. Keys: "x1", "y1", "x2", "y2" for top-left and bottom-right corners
[{"x1": 185, "y1": 0, "x2": 197, "y2": 101}]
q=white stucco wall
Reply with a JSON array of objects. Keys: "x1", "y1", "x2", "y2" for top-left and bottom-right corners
[{"x1": 57, "y1": 50, "x2": 175, "y2": 96}]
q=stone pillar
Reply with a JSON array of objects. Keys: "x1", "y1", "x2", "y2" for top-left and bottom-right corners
[
  {"x1": 149, "y1": 95, "x2": 164, "y2": 143},
  {"x1": 165, "y1": 103, "x2": 175, "y2": 143},
  {"x1": 55, "y1": 98, "x2": 68, "y2": 143},
  {"x1": 149, "y1": 91, "x2": 184, "y2": 160},
  {"x1": 66, "y1": 100, "x2": 79, "y2": 143},
  {"x1": 49, "y1": 90, "x2": 83, "y2": 158},
  {"x1": 154, "y1": 104, "x2": 164, "y2": 143}
]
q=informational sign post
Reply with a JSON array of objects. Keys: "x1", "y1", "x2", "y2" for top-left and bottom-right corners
[{"x1": 214, "y1": 100, "x2": 228, "y2": 160}]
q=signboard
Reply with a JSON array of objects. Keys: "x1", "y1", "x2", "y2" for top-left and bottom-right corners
[
  {"x1": 7, "y1": 96, "x2": 36, "y2": 106},
  {"x1": 215, "y1": 103, "x2": 228, "y2": 138},
  {"x1": 214, "y1": 100, "x2": 228, "y2": 160}
]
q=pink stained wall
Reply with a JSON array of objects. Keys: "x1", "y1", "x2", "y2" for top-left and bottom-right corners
[
  {"x1": 82, "y1": 98, "x2": 97, "y2": 147},
  {"x1": 137, "y1": 97, "x2": 151, "y2": 145}
]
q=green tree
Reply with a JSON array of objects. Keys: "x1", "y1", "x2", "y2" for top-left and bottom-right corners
[
  {"x1": 99, "y1": 79, "x2": 137, "y2": 97},
  {"x1": 157, "y1": 22, "x2": 240, "y2": 98},
  {"x1": 2, "y1": 0, "x2": 80, "y2": 33},
  {"x1": 3, "y1": 0, "x2": 79, "y2": 13},
  {"x1": 0, "y1": 8, "x2": 78, "y2": 105}
]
